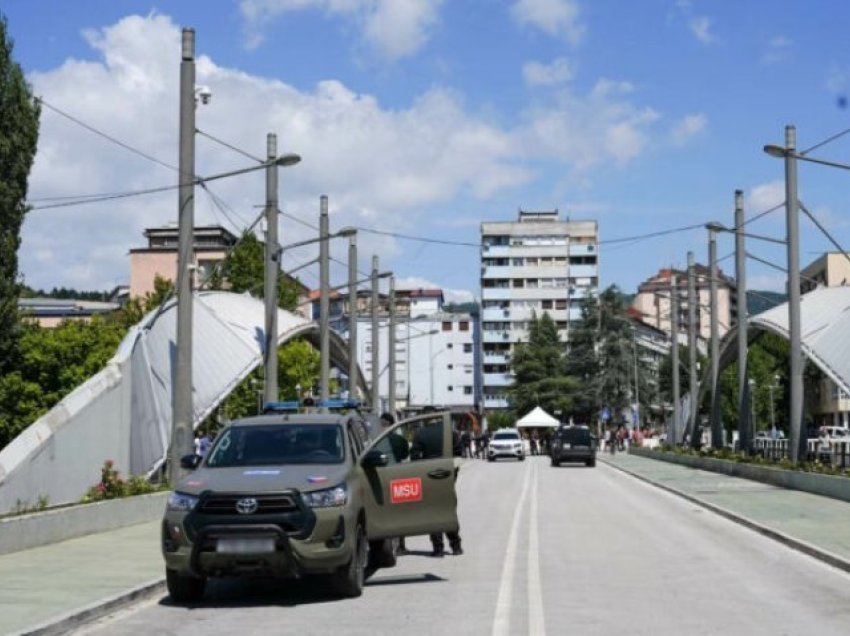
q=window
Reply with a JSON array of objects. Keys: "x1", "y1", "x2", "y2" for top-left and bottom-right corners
[
  {"x1": 463, "y1": 386, "x2": 473, "y2": 395},
  {"x1": 447, "y1": 386, "x2": 454, "y2": 391},
  {"x1": 447, "y1": 364, "x2": 454, "y2": 370},
  {"x1": 459, "y1": 321, "x2": 469, "y2": 331},
  {"x1": 542, "y1": 300, "x2": 553, "y2": 309},
  {"x1": 442, "y1": 321, "x2": 453, "y2": 331},
  {"x1": 555, "y1": 299, "x2": 567, "y2": 309},
  {"x1": 512, "y1": 279, "x2": 524, "y2": 288},
  {"x1": 447, "y1": 343, "x2": 453, "y2": 349},
  {"x1": 463, "y1": 343, "x2": 473, "y2": 353}
]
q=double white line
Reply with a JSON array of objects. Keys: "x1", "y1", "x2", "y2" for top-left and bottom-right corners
[{"x1": 492, "y1": 460, "x2": 546, "y2": 636}]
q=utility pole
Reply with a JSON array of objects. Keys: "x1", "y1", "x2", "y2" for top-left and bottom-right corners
[
  {"x1": 348, "y1": 232, "x2": 358, "y2": 402},
  {"x1": 687, "y1": 251, "x2": 699, "y2": 448},
  {"x1": 319, "y1": 195, "x2": 330, "y2": 406},
  {"x1": 388, "y1": 276, "x2": 396, "y2": 416},
  {"x1": 707, "y1": 223, "x2": 723, "y2": 448},
  {"x1": 671, "y1": 273, "x2": 681, "y2": 444},
  {"x1": 734, "y1": 190, "x2": 751, "y2": 453},
  {"x1": 371, "y1": 255, "x2": 380, "y2": 415},
  {"x1": 170, "y1": 27, "x2": 196, "y2": 485},
  {"x1": 263, "y1": 133, "x2": 279, "y2": 408},
  {"x1": 783, "y1": 125, "x2": 804, "y2": 463}
]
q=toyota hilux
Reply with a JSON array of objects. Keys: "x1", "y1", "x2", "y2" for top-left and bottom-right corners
[{"x1": 162, "y1": 410, "x2": 459, "y2": 602}]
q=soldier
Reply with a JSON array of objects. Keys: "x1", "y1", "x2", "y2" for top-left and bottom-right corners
[{"x1": 428, "y1": 426, "x2": 463, "y2": 557}]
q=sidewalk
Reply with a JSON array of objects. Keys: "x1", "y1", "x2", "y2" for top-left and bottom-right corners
[
  {"x1": 6, "y1": 453, "x2": 850, "y2": 634},
  {"x1": 601, "y1": 451, "x2": 850, "y2": 572},
  {"x1": 0, "y1": 520, "x2": 163, "y2": 635}
]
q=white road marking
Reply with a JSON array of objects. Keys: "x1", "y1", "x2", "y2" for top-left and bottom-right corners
[
  {"x1": 527, "y1": 460, "x2": 546, "y2": 636},
  {"x1": 492, "y1": 461, "x2": 533, "y2": 636}
]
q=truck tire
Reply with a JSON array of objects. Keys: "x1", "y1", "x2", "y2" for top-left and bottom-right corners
[
  {"x1": 332, "y1": 523, "x2": 367, "y2": 598},
  {"x1": 367, "y1": 537, "x2": 397, "y2": 578},
  {"x1": 165, "y1": 568, "x2": 206, "y2": 603}
]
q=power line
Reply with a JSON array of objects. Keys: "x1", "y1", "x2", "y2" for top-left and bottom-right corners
[
  {"x1": 798, "y1": 200, "x2": 850, "y2": 271},
  {"x1": 196, "y1": 128, "x2": 264, "y2": 164},
  {"x1": 39, "y1": 98, "x2": 180, "y2": 174},
  {"x1": 28, "y1": 183, "x2": 180, "y2": 210},
  {"x1": 799, "y1": 125, "x2": 850, "y2": 156}
]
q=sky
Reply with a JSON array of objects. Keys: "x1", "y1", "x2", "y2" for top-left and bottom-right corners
[{"x1": 5, "y1": 0, "x2": 850, "y2": 303}]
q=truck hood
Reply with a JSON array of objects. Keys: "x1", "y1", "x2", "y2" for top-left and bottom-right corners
[{"x1": 175, "y1": 463, "x2": 350, "y2": 496}]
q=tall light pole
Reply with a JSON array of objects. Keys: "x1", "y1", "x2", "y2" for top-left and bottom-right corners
[
  {"x1": 671, "y1": 273, "x2": 681, "y2": 444},
  {"x1": 371, "y1": 255, "x2": 380, "y2": 415},
  {"x1": 706, "y1": 222, "x2": 723, "y2": 448},
  {"x1": 388, "y1": 276, "x2": 397, "y2": 416},
  {"x1": 263, "y1": 133, "x2": 280, "y2": 408},
  {"x1": 764, "y1": 126, "x2": 803, "y2": 462},
  {"x1": 734, "y1": 190, "x2": 751, "y2": 454},
  {"x1": 319, "y1": 195, "x2": 330, "y2": 405},
  {"x1": 687, "y1": 251, "x2": 699, "y2": 448},
  {"x1": 170, "y1": 28, "x2": 197, "y2": 485},
  {"x1": 769, "y1": 375, "x2": 779, "y2": 435},
  {"x1": 348, "y1": 232, "x2": 358, "y2": 402}
]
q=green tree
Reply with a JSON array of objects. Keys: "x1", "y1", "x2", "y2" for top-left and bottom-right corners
[
  {"x1": 508, "y1": 312, "x2": 579, "y2": 417},
  {"x1": 594, "y1": 286, "x2": 639, "y2": 424},
  {"x1": 565, "y1": 294, "x2": 601, "y2": 422},
  {"x1": 0, "y1": 16, "x2": 40, "y2": 375}
]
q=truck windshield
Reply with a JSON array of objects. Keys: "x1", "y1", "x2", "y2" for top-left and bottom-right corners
[{"x1": 206, "y1": 424, "x2": 345, "y2": 466}]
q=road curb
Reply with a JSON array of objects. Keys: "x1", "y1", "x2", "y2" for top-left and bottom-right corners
[
  {"x1": 15, "y1": 577, "x2": 165, "y2": 636},
  {"x1": 599, "y1": 456, "x2": 850, "y2": 576}
]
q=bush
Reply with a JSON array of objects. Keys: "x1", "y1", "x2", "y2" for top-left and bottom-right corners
[{"x1": 81, "y1": 460, "x2": 165, "y2": 503}]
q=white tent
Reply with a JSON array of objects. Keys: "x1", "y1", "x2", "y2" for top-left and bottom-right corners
[{"x1": 516, "y1": 406, "x2": 560, "y2": 428}]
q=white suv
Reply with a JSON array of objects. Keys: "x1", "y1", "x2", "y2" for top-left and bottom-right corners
[{"x1": 488, "y1": 429, "x2": 525, "y2": 462}]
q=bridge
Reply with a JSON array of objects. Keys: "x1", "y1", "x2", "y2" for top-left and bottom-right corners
[{"x1": 0, "y1": 291, "x2": 367, "y2": 513}]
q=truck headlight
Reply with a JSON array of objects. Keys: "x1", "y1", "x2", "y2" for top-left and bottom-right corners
[
  {"x1": 167, "y1": 492, "x2": 199, "y2": 512},
  {"x1": 301, "y1": 484, "x2": 347, "y2": 508}
]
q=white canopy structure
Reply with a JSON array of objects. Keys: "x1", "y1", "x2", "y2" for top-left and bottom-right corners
[{"x1": 516, "y1": 406, "x2": 560, "y2": 428}]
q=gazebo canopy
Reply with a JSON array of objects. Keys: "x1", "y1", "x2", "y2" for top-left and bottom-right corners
[{"x1": 516, "y1": 406, "x2": 560, "y2": 428}]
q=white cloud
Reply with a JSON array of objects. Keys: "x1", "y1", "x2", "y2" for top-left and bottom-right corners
[
  {"x1": 688, "y1": 16, "x2": 715, "y2": 44},
  {"x1": 21, "y1": 14, "x2": 527, "y2": 291},
  {"x1": 669, "y1": 113, "x2": 706, "y2": 145},
  {"x1": 762, "y1": 35, "x2": 792, "y2": 65},
  {"x1": 511, "y1": 0, "x2": 585, "y2": 46},
  {"x1": 674, "y1": 1, "x2": 716, "y2": 45},
  {"x1": 239, "y1": 0, "x2": 443, "y2": 60},
  {"x1": 523, "y1": 57, "x2": 575, "y2": 87},
  {"x1": 747, "y1": 181, "x2": 785, "y2": 216}
]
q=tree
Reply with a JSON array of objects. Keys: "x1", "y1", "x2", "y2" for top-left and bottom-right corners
[
  {"x1": 0, "y1": 16, "x2": 40, "y2": 375},
  {"x1": 594, "y1": 286, "x2": 639, "y2": 425},
  {"x1": 565, "y1": 294, "x2": 601, "y2": 422},
  {"x1": 508, "y1": 312, "x2": 579, "y2": 417}
]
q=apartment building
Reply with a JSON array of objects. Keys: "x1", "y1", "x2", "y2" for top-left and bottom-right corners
[
  {"x1": 480, "y1": 209, "x2": 599, "y2": 410},
  {"x1": 129, "y1": 224, "x2": 310, "y2": 316},
  {"x1": 800, "y1": 252, "x2": 850, "y2": 426},
  {"x1": 632, "y1": 264, "x2": 733, "y2": 350}
]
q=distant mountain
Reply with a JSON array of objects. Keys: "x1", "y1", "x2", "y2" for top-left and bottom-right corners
[{"x1": 747, "y1": 290, "x2": 786, "y2": 315}]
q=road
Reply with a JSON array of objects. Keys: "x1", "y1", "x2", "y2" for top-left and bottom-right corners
[{"x1": 78, "y1": 456, "x2": 850, "y2": 635}]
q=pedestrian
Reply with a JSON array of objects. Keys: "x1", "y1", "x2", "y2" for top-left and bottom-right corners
[
  {"x1": 473, "y1": 428, "x2": 483, "y2": 459},
  {"x1": 531, "y1": 430, "x2": 539, "y2": 456},
  {"x1": 461, "y1": 429, "x2": 472, "y2": 458},
  {"x1": 198, "y1": 431, "x2": 212, "y2": 457},
  {"x1": 428, "y1": 427, "x2": 463, "y2": 557}
]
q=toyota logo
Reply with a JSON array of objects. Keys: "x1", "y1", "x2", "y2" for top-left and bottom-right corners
[{"x1": 235, "y1": 498, "x2": 259, "y2": 515}]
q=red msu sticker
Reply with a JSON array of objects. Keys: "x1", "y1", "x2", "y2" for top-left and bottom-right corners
[{"x1": 390, "y1": 478, "x2": 423, "y2": 504}]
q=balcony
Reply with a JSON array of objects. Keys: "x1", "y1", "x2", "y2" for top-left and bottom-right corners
[
  {"x1": 569, "y1": 264, "x2": 598, "y2": 278},
  {"x1": 480, "y1": 288, "x2": 512, "y2": 301},
  {"x1": 481, "y1": 265, "x2": 513, "y2": 279},
  {"x1": 483, "y1": 352, "x2": 510, "y2": 364},
  {"x1": 484, "y1": 395, "x2": 510, "y2": 409},
  {"x1": 482, "y1": 307, "x2": 511, "y2": 321},
  {"x1": 482, "y1": 330, "x2": 512, "y2": 343},
  {"x1": 484, "y1": 372, "x2": 513, "y2": 387},
  {"x1": 481, "y1": 245, "x2": 511, "y2": 257}
]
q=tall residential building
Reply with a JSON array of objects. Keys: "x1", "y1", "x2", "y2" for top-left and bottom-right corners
[
  {"x1": 632, "y1": 264, "x2": 733, "y2": 350},
  {"x1": 480, "y1": 209, "x2": 599, "y2": 410}
]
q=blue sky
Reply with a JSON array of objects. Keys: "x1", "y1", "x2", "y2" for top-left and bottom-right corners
[{"x1": 6, "y1": 0, "x2": 850, "y2": 301}]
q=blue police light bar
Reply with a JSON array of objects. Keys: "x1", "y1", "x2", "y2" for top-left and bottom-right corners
[
  {"x1": 263, "y1": 400, "x2": 301, "y2": 412},
  {"x1": 317, "y1": 398, "x2": 361, "y2": 409}
]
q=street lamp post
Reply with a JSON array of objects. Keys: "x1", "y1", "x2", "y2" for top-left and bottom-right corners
[
  {"x1": 319, "y1": 195, "x2": 330, "y2": 406},
  {"x1": 348, "y1": 233, "x2": 358, "y2": 402},
  {"x1": 734, "y1": 190, "x2": 751, "y2": 454},
  {"x1": 706, "y1": 222, "x2": 723, "y2": 448},
  {"x1": 263, "y1": 133, "x2": 280, "y2": 408},
  {"x1": 687, "y1": 251, "x2": 699, "y2": 447},
  {"x1": 371, "y1": 256, "x2": 380, "y2": 415},
  {"x1": 764, "y1": 125, "x2": 804, "y2": 462},
  {"x1": 749, "y1": 378, "x2": 757, "y2": 435},
  {"x1": 388, "y1": 276, "x2": 397, "y2": 416},
  {"x1": 671, "y1": 273, "x2": 681, "y2": 444}
]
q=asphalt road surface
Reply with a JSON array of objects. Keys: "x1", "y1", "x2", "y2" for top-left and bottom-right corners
[{"x1": 78, "y1": 456, "x2": 850, "y2": 635}]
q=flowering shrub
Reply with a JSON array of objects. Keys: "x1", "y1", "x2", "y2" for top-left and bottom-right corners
[{"x1": 81, "y1": 460, "x2": 164, "y2": 503}]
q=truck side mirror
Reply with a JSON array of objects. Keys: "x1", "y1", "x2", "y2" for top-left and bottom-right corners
[{"x1": 361, "y1": 449, "x2": 389, "y2": 468}]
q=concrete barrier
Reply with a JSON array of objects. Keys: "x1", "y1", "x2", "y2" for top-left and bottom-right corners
[
  {"x1": 0, "y1": 491, "x2": 169, "y2": 555},
  {"x1": 630, "y1": 447, "x2": 850, "y2": 504}
]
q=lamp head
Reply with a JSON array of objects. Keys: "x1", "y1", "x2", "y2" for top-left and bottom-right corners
[
  {"x1": 337, "y1": 227, "x2": 356, "y2": 238},
  {"x1": 763, "y1": 144, "x2": 787, "y2": 159},
  {"x1": 274, "y1": 153, "x2": 302, "y2": 167},
  {"x1": 378, "y1": 271, "x2": 392, "y2": 279},
  {"x1": 705, "y1": 221, "x2": 726, "y2": 233}
]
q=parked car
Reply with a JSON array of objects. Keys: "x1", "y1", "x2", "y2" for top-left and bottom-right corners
[
  {"x1": 161, "y1": 411, "x2": 459, "y2": 602},
  {"x1": 550, "y1": 425, "x2": 596, "y2": 467},
  {"x1": 488, "y1": 428, "x2": 525, "y2": 461}
]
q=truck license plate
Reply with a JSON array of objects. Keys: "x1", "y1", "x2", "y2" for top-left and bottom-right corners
[{"x1": 216, "y1": 538, "x2": 275, "y2": 554}]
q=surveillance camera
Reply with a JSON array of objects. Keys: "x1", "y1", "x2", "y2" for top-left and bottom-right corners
[{"x1": 195, "y1": 85, "x2": 212, "y2": 105}]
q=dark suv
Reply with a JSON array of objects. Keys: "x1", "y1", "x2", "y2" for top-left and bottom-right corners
[
  {"x1": 162, "y1": 411, "x2": 459, "y2": 601},
  {"x1": 550, "y1": 425, "x2": 596, "y2": 467}
]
